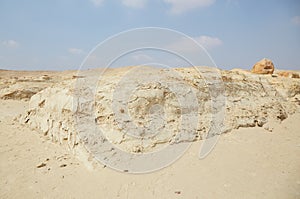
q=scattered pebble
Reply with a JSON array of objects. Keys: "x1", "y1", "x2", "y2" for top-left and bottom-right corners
[
  {"x1": 60, "y1": 164, "x2": 67, "y2": 168},
  {"x1": 36, "y1": 163, "x2": 46, "y2": 168},
  {"x1": 174, "y1": 191, "x2": 181, "y2": 194}
]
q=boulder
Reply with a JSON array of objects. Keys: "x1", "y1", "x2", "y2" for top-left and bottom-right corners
[{"x1": 251, "y1": 58, "x2": 274, "y2": 74}]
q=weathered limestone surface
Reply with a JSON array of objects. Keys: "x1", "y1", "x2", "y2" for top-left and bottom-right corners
[{"x1": 16, "y1": 67, "x2": 300, "y2": 156}]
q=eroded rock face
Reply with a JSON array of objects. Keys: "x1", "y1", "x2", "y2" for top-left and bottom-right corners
[
  {"x1": 277, "y1": 71, "x2": 300, "y2": 79},
  {"x1": 252, "y1": 58, "x2": 275, "y2": 74},
  {"x1": 22, "y1": 85, "x2": 78, "y2": 148},
  {"x1": 17, "y1": 66, "x2": 300, "y2": 158}
]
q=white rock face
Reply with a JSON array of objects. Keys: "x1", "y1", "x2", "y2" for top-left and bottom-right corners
[{"x1": 18, "y1": 66, "x2": 300, "y2": 166}]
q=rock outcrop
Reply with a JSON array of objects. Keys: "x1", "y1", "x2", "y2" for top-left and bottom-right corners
[
  {"x1": 16, "y1": 66, "x2": 300, "y2": 159},
  {"x1": 251, "y1": 58, "x2": 275, "y2": 74},
  {"x1": 277, "y1": 71, "x2": 300, "y2": 79}
]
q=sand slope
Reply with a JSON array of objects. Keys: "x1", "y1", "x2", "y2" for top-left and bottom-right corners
[{"x1": 0, "y1": 99, "x2": 299, "y2": 199}]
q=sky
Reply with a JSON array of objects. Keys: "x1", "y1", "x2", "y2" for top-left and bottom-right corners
[{"x1": 0, "y1": 0, "x2": 300, "y2": 70}]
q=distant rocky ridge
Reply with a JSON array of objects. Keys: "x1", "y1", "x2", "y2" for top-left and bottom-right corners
[
  {"x1": 1, "y1": 66, "x2": 299, "y2": 164},
  {"x1": 0, "y1": 70, "x2": 75, "y2": 101}
]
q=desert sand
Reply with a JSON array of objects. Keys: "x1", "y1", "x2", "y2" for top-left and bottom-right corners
[{"x1": 0, "y1": 67, "x2": 300, "y2": 199}]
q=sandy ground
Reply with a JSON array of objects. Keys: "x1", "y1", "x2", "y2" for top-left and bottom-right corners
[{"x1": 0, "y1": 99, "x2": 299, "y2": 199}]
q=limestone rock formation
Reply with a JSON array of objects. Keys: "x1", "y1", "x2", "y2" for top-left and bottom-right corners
[
  {"x1": 251, "y1": 58, "x2": 275, "y2": 74},
  {"x1": 277, "y1": 71, "x2": 300, "y2": 78},
  {"x1": 16, "y1": 66, "x2": 300, "y2": 161}
]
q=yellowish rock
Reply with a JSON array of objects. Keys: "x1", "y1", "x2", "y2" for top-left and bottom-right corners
[{"x1": 251, "y1": 58, "x2": 274, "y2": 74}]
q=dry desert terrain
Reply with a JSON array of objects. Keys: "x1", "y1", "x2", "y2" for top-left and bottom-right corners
[{"x1": 0, "y1": 67, "x2": 300, "y2": 199}]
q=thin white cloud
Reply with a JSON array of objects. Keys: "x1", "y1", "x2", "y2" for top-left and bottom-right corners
[
  {"x1": 226, "y1": 0, "x2": 239, "y2": 5},
  {"x1": 196, "y1": 36, "x2": 222, "y2": 49},
  {"x1": 167, "y1": 36, "x2": 222, "y2": 53},
  {"x1": 2, "y1": 40, "x2": 20, "y2": 48},
  {"x1": 90, "y1": 0, "x2": 146, "y2": 8},
  {"x1": 68, "y1": 48, "x2": 84, "y2": 55},
  {"x1": 90, "y1": 0, "x2": 105, "y2": 7},
  {"x1": 132, "y1": 53, "x2": 153, "y2": 62},
  {"x1": 121, "y1": 0, "x2": 147, "y2": 8},
  {"x1": 164, "y1": 0, "x2": 215, "y2": 14},
  {"x1": 291, "y1": 16, "x2": 300, "y2": 26}
]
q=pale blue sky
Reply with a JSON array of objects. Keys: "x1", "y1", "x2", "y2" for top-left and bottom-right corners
[{"x1": 0, "y1": 0, "x2": 300, "y2": 70}]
